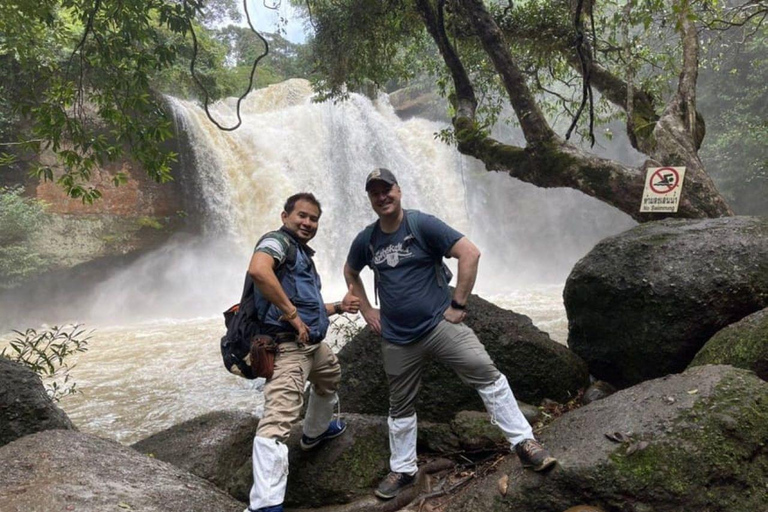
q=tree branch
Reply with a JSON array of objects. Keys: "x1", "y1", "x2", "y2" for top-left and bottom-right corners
[{"x1": 458, "y1": 0, "x2": 557, "y2": 143}]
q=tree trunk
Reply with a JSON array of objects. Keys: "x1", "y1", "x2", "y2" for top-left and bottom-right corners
[{"x1": 418, "y1": 0, "x2": 734, "y2": 222}]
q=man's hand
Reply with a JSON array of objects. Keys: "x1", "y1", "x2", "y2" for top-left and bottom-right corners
[
  {"x1": 363, "y1": 308, "x2": 382, "y2": 335},
  {"x1": 341, "y1": 284, "x2": 361, "y2": 314},
  {"x1": 443, "y1": 305, "x2": 467, "y2": 324},
  {"x1": 287, "y1": 315, "x2": 310, "y2": 343}
]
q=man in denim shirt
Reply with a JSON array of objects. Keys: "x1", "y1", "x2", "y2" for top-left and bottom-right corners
[
  {"x1": 345, "y1": 169, "x2": 556, "y2": 500},
  {"x1": 246, "y1": 193, "x2": 360, "y2": 512}
]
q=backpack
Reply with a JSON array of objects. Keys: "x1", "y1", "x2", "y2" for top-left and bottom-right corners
[
  {"x1": 220, "y1": 231, "x2": 298, "y2": 379},
  {"x1": 361, "y1": 209, "x2": 453, "y2": 304}
]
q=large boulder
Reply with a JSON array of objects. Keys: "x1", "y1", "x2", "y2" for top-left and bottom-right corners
[
  {"x1": 339, "y1": 293, "x2": 589, "y2": 421},
  {"x1": 132, "y1": 411, "x2": 391, "y2": 507},
  {"x1": 565, "y1": 216, "x2": 768, "y2": 387},
  {"x1": 0, "y1": 430, "x2": 243, "y2": 512},
  {"x1": 448, "y1": 365, "x2": 768, "y2": 512},
  {"x1": 0, "y1": 357, "x2": 75, "y2": 448},
  {"x1": 689, "y1": 307, "x2": 768, "y2": 380},
  {"x1": 131, "y1": 410, "x2": 259, "y2": 500}
]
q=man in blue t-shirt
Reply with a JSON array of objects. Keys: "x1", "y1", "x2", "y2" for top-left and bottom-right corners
[{"x1": 344, "y1": 168, "x2": 557, "y2": 500}]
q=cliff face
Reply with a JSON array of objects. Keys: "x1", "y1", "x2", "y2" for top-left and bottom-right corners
[{"x1": 25, "y1": 149, "x2": 188, "y2": 274}]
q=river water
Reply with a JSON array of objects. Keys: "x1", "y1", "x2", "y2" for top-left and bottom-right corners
[{"x1": 3, "y1": 80, "x2": 635, "y2": 444}]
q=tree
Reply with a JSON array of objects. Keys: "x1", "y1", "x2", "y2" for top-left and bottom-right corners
[
  {"x1": 301, "y1": 0, "x2": 767, "y2": 221},
  {"x1": 0, "y1": 0, "x2": 241, "y2": 202}
]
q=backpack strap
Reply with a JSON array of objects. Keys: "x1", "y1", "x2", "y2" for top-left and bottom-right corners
[
  {"x1": 251, "y1": 230, "x2": 299, "y2": 321},
  {"x1": 362, "y1": 210, "x2": 453, "y2": 306},
  {"x1": 403, "y1": 209, "x2": 453, "y2": 289},
  {"x1": 361, "y1": 221, "x2": 380, "y2": 305}
]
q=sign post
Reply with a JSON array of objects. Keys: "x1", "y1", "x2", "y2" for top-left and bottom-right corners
[{"x1": 640, "y1": 166, "x2": 686, "y2": 213}]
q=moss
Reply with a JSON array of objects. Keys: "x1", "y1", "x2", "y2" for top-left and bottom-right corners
[
  {"x1": 607, "y1": 372, "x2": 768, "y2": 510},
  {"x1": 136, "y1": 216, "x2": 165, "y2": 230},
  {"x1": 691, "y1": 310, "x2": 768, "y2": 378},
  {"x1": 334, "y1": 429, "x2": 390, "y2": 491}
]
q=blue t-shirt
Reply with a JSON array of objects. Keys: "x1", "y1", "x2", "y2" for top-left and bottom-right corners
[{"x1": 347, "y1": 211, "x2": 463, "y2": 344}]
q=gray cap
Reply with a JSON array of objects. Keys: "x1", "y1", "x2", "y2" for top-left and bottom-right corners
[{"x1": 365, "y1": 167, "x2": 398, "y2": 191}]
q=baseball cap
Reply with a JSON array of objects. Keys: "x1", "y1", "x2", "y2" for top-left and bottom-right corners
[{"x1": 365, "y1": 168, "x2": 398, "y2": 191}]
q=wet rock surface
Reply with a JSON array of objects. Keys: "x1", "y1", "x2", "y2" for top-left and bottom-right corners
[
  {"x1": 0, "y1": 358, "x2": 75, "y2": 448},
  {"x1": 448, "y1": 365, "x2": 768, "y2": 512},
  {"x1": 339, "y1": 293, "x2": 589, "y2": 421},
  {"x1": 565, "y1": 216, "x2": 768, "y2": 387},
  {"x1": 690, "y1": 306, "x2": 768, "y2": 380},
  {"x1": 0, "y1": 429, "x2": 243, "y2": 512}
]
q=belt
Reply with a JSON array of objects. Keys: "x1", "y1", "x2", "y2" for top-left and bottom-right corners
[{"x1": 274, "y1": 332, "x2": 299, "y2": 343}]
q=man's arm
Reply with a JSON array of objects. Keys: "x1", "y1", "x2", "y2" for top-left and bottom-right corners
[
  {"x1": 343, "y1": 262, "x2": 381, "y2": 334},
  {"x1": 444, "y1": 236, "x2": 481, "y2": 323},
  {"x1": 248, "y1": 251, "x2": 310, "y2": 342},
  {"x1": 324, "y1": 284, "x2": 361, "y2": 316}
]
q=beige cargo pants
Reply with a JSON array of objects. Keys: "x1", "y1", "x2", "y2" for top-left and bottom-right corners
[{"x1": 255, "y1": 341, "x2": 341, "y2": 442}]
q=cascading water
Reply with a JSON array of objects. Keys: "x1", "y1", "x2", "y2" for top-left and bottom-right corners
[{"x1": 3, "y1": 79, "x2": 637, "y2": 443}]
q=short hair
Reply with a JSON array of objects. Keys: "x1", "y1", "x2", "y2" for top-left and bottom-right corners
[{"x1": 284, "y1": 192, "x2": 322, "y2": 217}]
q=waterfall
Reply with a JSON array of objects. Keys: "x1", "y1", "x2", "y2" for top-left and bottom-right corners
[
  {"x1": 2, "y1": 79, "x2": 635, "y2": 329},
  {"x1": 168, "y1": 79, "x2": 634, "y2": 298}
]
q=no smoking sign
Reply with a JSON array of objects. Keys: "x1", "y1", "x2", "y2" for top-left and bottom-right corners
[{"x1": 640, "y1": 166, "x2": 686, "y2": 213}]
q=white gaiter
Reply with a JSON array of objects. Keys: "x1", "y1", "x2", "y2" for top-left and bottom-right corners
[
  {"x1": 388, "y1": 414, "x2": 418, "y2": 475},
  {"x1": 303, "y1": 387, "x2": 338, "y2": 438},
  {"x1": 477, "y1": 374, "x2": 534, "y2": 448},
  {"x1": 248, "y1": 436, "x2": 289, "y2": 511}
]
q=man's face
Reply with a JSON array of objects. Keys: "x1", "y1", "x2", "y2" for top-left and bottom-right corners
[
  {"x1": 281, "y1": 199, "x2": 321, "y2": 243},
  {"x1": 367, "y1": 182, "x2": 401, "y2": 217}
]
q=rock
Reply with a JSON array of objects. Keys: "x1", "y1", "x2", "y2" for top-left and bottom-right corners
[
  {"x1": 284, "y1": 414, "x2": 390, "y2": 507},
  {"x1": 131, "y1": 410, "x2": 259, "y2": 500},
  {"x1": 450, "y1": 410, "x2": 507, "y2": 451},
  {"x1": 447, "y1": 365, "x2": 768, "y2": 512},
  {"x1": 338, "y1": 293, "x2": 589, "y2": 421},
  {"x1": 0, "y1": 430, "x2": 243, "y2": 512},
  {"x1": 690, "y1": 307, "x2": 768, "y2": 380},
  {"x1": 387, "y1": 83, "x2": 449, "y2": 122},
  {"x1": 0, "y1": 358, "x2": 75, "y2": 448},
  {"x1": 581, "y1": 381, "x2": 617, "y2": 405},
  {"x1": 133, "y1": 411, "x2": 390, "y2": 507},
  {"x1": 565, "y1": 216, "x2": 768, "y2": 387}
]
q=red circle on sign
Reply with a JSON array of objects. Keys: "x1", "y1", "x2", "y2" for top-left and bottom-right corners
[{"x1": 650, "y1": 167, "x2": 679, "y2": 194}]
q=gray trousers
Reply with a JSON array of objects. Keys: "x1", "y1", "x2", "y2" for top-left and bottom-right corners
[{"x1": 382, "y1": 320, "x2": 501, "y2": 418}]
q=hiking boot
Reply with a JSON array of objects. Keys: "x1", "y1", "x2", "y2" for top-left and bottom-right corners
[
  {"x1": 300, "y1": 418, "x2": 347, "y2": 451},
  {"x1": 375, "y1": 471, "x2": 416, "y2": 499},
  {"x1": 515, "y1": 439, "x2": 557, "y2": 471}
]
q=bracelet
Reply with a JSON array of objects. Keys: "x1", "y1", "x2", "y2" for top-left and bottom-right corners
[
  {"x1": 283, "y1": 307, "x2": 298, "y2": 320},
  {"x1": 450, "y1": 299, "x2": 466, "y2": 310},
  {"x1": 333, "y1": 302, "x2": 343, "y2": 315}
]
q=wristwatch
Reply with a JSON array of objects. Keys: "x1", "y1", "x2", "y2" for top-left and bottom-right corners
[
  {"x1": 334, "y1": 302, "x2": 343, "y2": 315},
  {"x1": 450, "y1": 299, "x2": 466, "y2": 310}
]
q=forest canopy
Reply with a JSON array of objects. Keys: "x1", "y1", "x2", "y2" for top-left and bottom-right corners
[{"x1": 0, "y1": 0, "x2": 765, "y2": 216}]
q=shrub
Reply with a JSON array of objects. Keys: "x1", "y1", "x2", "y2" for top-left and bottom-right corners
[{"x1": 1, "y1": 324, "x2": 92, "y2": 402}]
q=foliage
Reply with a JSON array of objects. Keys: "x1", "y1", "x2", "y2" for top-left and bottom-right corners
[
  {"x1": 327, "y1": 313, "x2": 363, "y2": 350},
  {"x1": 1, "y1": 324, "x2": 91, "y2": 401},
  {"x1": 0, "y1": 186, "x2": 49, "y2": 288},
  {"x1": 699, "y1": 24, "x2": 768, "y2": 215},
  {"x1": 0, "y1": 0, "x2": 246, "y2": 202}
]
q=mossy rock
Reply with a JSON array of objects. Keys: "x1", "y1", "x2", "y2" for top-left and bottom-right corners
[
  {"x1": 565, "y1": 216, "x2": 768, "y2": 388},
  {"x1": 339, "y1": 292, "x2": 589, "y2": 422},
  {"x1": 690, "y1": 307, "x2": 768, "y2": 380},
  {"x1": 446, "y1": 365, "x2": 768, "y2": 512}
]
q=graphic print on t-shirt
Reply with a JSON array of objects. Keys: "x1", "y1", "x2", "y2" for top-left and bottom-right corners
[{"x1": 373, "y1": 234, "x2": 415, "y2": 268}]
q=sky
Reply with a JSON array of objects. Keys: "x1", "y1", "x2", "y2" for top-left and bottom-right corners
[{"x1": 242, "y1": 0, "x2": 309, "y2": 43}]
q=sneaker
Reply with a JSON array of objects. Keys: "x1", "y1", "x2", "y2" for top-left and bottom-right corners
[
  {"x1": 515, "y1": 439, "x2": 557, "y2": 472},
  {"x1": 247, "y1": 506, "x2": 283, "y2": 512},
  {"x1": 300, "y1": 419, "x2": 347, "y2": 451},
  {"x1": 374, "y1": 471, "x2": 416, "y2": 499}
]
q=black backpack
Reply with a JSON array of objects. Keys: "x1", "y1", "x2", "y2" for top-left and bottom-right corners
[{"x1": 220, "y1": 232, "x2": 297, "y2": 379}]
